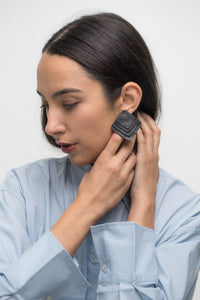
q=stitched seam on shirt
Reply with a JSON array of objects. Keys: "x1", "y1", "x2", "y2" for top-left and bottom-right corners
[
  {"x1": 11, "y1": 170, "x2": 30, "y2": 237},
  {"x1": 98, "y1": 275, "x2": 157, "y2": 284},
  {"x1": 0, "y1": 188, "x2": 29, "y2": 238},
  {"x1": 0, "y1": 170, "x2": 26, "y2": 209},
  {"x1": 91, "y1": 222, "x2": 153, "y2": 233},
  {"x1": 9, "y1": 170, "x2": 25, "y2": 194},
  {"x1": 0, "y1": 188, "x2": 23, "y2": 198},
  {"x1": 159, "y1": 169, "x2": 200, "y2": 199}
]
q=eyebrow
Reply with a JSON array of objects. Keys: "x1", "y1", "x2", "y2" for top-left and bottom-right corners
[{"x1": 36, "y1": 88, "x2": 83, "y2": 99}]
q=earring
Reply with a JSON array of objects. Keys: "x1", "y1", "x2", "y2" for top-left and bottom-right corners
[{"x1": 111, "y1": 110, "x2": 141, "y2": 140}]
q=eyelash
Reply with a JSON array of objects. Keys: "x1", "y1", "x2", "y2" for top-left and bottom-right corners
[
  {"x1": 63, "y1": 103, "x2": 78, "y2": 110},
  {"x1": 40, "y1": 104, "x2": 48, "y2": 110},
  {"x1": 40, "y1": 103, "x2": 78, "y2": 111}
]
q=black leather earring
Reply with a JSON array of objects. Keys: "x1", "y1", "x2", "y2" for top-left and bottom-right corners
[{"x1": 111, "y1": 110, "x2": 141, "y2": 140}]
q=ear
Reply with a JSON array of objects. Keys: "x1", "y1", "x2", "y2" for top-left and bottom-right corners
[{"x1": 119, "y1": 82, "x2": 142, "y2": 114}]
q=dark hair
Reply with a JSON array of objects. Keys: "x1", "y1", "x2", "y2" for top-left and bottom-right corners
[{"x1": 41, "y1": 12, "x2": 161, "y2": 148}]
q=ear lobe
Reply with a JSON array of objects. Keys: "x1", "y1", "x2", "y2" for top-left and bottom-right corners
[{"x1": 120, "y1": 82, "x2": 142, "y2": 114}]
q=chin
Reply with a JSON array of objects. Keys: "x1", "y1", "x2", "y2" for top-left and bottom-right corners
[{"x1": 68, "y1": 154, "x2": 96, "y2": 167}]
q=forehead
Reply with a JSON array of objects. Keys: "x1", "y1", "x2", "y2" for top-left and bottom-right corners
[
  {"x1": 37, "y1": 53, "x2": 108, "y2": 101},
  {"x1": 38, "y1": 54, "x2": 92, "y2": 91},
  {"x1": 37, "y1": 53, "x2": 87, "y2": 82}
]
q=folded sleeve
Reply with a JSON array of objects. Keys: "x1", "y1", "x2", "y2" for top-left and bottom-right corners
[
  {"x1": 90, "y1": 219, "x2": 200, "y2": 299},
  {"x1": 0, "y1": 173, "x2": 90, "y2": 299}
]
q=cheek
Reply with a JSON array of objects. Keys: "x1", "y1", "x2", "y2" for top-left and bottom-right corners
[
  {"x1": 72, "y1": 102, "x2": 118, "y2": 156},
  {"x1": 69, "y1": 106, "x2": 118, "y2": 166},
  {"x1": 79, "y1": 114, "x2": 113, "y2": 154},
  {"x1": 82, "y1": 109, "x2": 112, "y2": 135}
]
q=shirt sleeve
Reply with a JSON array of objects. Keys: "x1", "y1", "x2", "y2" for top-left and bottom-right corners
[
  {"x1": 0, "y1": 174, "x2": 90, "y2": 299},
  {"x1": 90, "y1": 216, "x2": 200, "y2": 300}
]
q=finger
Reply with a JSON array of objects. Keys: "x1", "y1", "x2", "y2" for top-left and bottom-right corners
[
  {"x1": 142, "y1": 113, "x2": 161, "y2": 150},
  {"x1": 124, "y1": 152, "x2": 137, "y2": 172},
  {"x1": 116, "y1": 135, "x2": 136, "y2": 162},
  {"x1": 136, "y1": 128, "x2": 145, "y2": 152},
  {"x1": 103, "y1": 133, "x2": 124, "y2": 156},
  {"x1": 118, "y1": 152, "x2": 136, "y2": 186},
  {"x1": 137, "y1": 112, "x2": 154, "y2": 151},
  {"x1": 127, "y1": 168, "x2": 135, "y2": 188}
]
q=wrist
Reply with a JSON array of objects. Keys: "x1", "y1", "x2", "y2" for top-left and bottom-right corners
[
  {"x1": 75, "y1": 192, "x2": 108, "y2": 224},
  {"x1": 127, "y1": 198, "x2": 155, "y2": 229},
  {"x1": 50, "y1": 198, "x2": 97, "y2": 256}
]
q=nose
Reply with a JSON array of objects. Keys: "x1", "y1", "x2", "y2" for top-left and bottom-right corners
[{"x1": 45, "y1": 108, "x2": 66, "y2": 137}]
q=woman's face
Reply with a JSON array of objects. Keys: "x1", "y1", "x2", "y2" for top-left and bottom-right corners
[{"x1": 37, "y1": 53, "x2": 121, "y2": 166}]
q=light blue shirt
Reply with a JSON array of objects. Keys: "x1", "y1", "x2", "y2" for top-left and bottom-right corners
[{"x1": 0, "y1": 156, "x2": 200, "y2": 299}]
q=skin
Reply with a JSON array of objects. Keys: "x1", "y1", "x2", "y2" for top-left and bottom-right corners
[
  {"x1": 37, "y1": 53, "x2": 121, "y2": 166},
  {"x1": 37, "y1": 53, "x2": 161, "y2": 256}
]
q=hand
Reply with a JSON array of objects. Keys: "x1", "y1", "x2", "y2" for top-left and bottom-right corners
[
  {"x1": 76, "y1": 133, "x2": 137, "y2": 222},
  {"x1": 128, "y1": 112, "x2": 161, "y2": 229}
]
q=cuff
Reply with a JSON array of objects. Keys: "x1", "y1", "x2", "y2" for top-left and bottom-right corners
[
  {"x1": 90, "y1": 221, "x2": 158, "y2": 284},
  {"x1": 1, "y1": 231, "x2": 90, "y2": 298}
]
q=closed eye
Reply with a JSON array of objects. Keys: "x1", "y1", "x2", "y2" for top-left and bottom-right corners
[
  {"x1": 40, "y1": 102, "x2": 78, "y2": 111},
  {"x1": 63, "y1": 102, "x2": 78, "y2": 110}
]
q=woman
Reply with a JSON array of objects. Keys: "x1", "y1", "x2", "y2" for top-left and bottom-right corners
[{"x1": 0, "y1": 12, "x2": 200, "y2": 300}]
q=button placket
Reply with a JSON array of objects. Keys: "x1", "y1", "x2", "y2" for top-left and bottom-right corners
[
  {"x1": 102, "y1": 263, "x2": 107, "y2": 272},
  {"x1": 91, "y1": 257, "x2": 98, "y2": 264}
]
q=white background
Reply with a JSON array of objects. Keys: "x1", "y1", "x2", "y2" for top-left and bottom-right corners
[{"x1": 0, "y1": 0, "x2": 200, "y2": 298}]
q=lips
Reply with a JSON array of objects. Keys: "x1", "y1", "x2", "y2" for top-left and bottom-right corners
[{"x1": 56, "y1": 142, "x2": 77, "y2": 154}]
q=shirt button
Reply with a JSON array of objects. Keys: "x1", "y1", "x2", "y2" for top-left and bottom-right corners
[
  {"x1": 92, "y1": 257, "x2": 98, "y2": 264},
  {"x1": 45, "y1": 296, "x2": 52, "y2": 300},
  {"x1": 102, "y1": 263, "x2": 107, "y2": 271}
]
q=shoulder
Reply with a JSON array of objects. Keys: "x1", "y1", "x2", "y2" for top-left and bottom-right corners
[
  {"x1": 2, "y1": 156, "x2": 70, "y2": 179},
  {"x1": 0, "y1": 157, "x2": 70, "y2": 194},
  {"x1": 0, "y1": 157, "x2": 72, "y2": 228},
  {"x1": 155, "y1": 168, "x2": 200, "y2": 240},
  {"x1": 157, "y1": 168, "x2": 198, "y2": 201},
  {"x1": 0, "y1": 156, "x2": 92, "y2": 196},
  {"x1": 14, "y1": 156, "x2": 70, "y2": 177}
]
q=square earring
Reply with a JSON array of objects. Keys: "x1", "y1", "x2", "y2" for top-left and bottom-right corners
[{"x1": 111, "y1": 110, "x2": 141, "y2": 140}]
